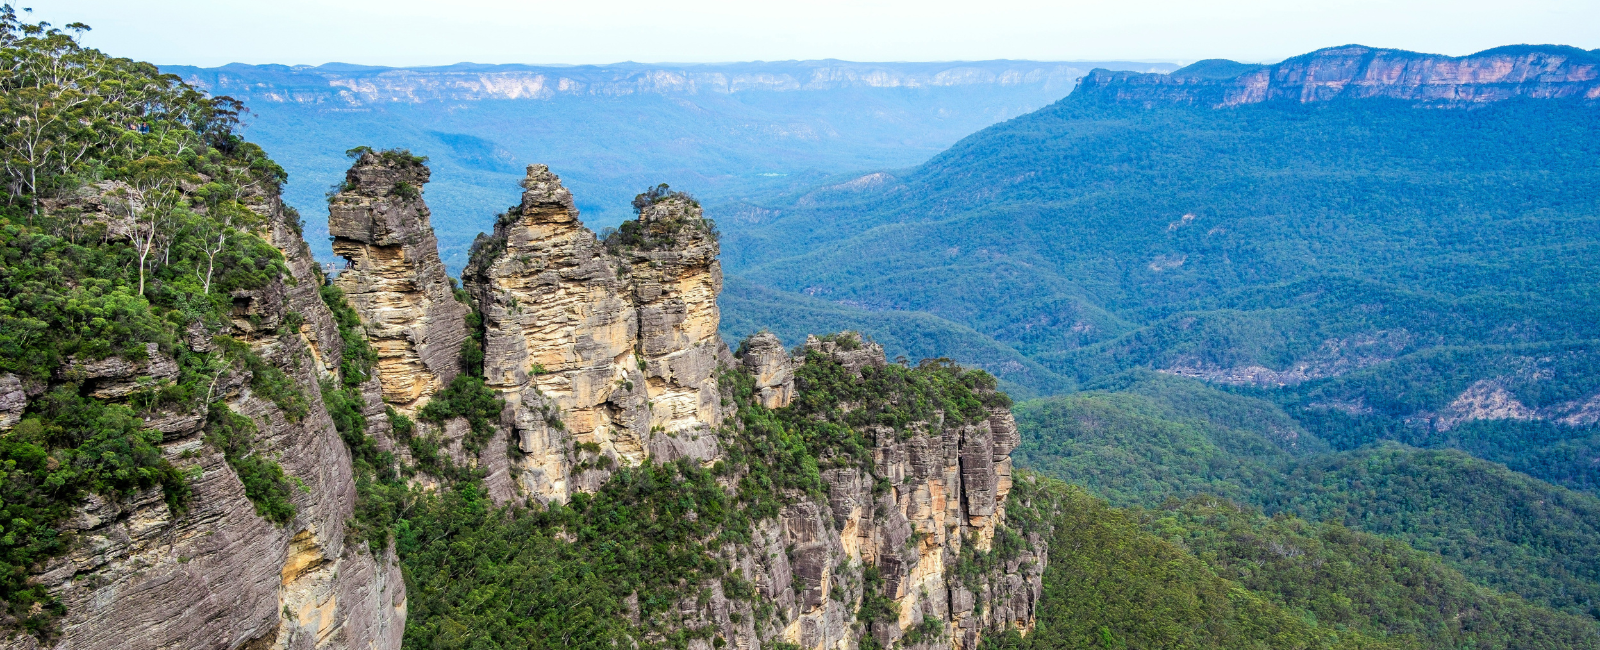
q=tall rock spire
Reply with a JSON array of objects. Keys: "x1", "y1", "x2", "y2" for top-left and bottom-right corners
[
  {"x1": 463, "y1": 165, "x2": 727, "y2": 502},
  {"x1": 328, "y1": 150, "x2": 469, "y2": 413}
]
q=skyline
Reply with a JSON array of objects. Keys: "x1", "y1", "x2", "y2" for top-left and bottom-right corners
[{"x1": 30, "y1": 0, "x2": 1600, "y2": 68}]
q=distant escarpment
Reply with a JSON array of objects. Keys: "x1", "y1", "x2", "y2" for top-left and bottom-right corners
[{"x1": 1076, "y1": 44, "x2": 1600, "y2": 107}]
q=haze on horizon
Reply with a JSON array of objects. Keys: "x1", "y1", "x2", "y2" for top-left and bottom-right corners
[{"x1": 32, "y1": 0, "x2": 1600, "y2": 68}]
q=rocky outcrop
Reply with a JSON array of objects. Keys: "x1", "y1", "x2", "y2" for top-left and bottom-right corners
[
  {"x1": 4, "y1": 185, "x2": 404, "y2": 650},
  {"x1": 1159, "y1": 329, "x2": 1414, "y2": 388},
  {"x1": 457, "y1": 168, "x2": 1039, "y2": 649},
  {"x1": 662, "y1": 337, "x2": 1039, "y2": 650},
  {"x1": 329, "y1": 151, "x2": 469, "y2": 414},
  {"x1": 1077, "y1": 45, "x2": 1600, "y2": 108},
  {"x1": 56, "y1": 343, "x2": 179, "y2": 400},
  {"x1": 738, "y1": 332, "x2": 795, "y2": 409},
  {"x1": 18, "y1": 157, "x2": 1033, "y2": 650},
  {"x1": 0, "y1": 373, "x2": 33, "y2": 430},
  {"x1": 462, "y1": 166, "x2": 725, "y2": 502}
]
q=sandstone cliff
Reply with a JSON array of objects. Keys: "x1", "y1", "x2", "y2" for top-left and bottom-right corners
[
  {"x1": 462, "y1": 166, "x2": 726, "y2": 501},
  {"x1": 720, "y1": 334, "x2": 1040, "y2": 650},
  {"x1": 7, "y1": 157, "x2": 1038, "y2": 650},
  {"x1": 1077, "y1": 44, "x2": 1600, "y2": 107},
  {"x1": 452, "y1": 167, "x2": 1039, "y2": 650},
  {"x1": 328, "y1": 151, "x2": 469, "y2": 414},
  {"x1": 3, "y1": 185, "x2": 404, "y2": 650}
]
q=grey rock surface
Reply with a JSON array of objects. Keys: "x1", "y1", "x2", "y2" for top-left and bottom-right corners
[{"x1": 3, "y1": 187, "x2": 404, "y2": 650}]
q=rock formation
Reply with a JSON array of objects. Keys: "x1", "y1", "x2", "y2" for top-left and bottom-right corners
[
  {"x1": 457, "y1": 167, "x2": 1040, "y2": 650},
  {"x1": 462, "y1": 166, "x2": 726, "y2": 501},
  {"x1": 3, "y1": 185, "x2": 405, "y2": 650},
  {"x1": 1077, "y1": 44, "x2": 1600, "y2": 107},
  {"x1": 738, "y1": 332, "x2": 795, "y2": 409},
  {"x1": 329, "y1": 151, "x2": 469, "y2": 414},
  {"x1": 715, "y1": 335, "x2": 1038, "y2": 650},
  {"x1": 7, "y1": 156, "x2": 1038, "y2": 650}
]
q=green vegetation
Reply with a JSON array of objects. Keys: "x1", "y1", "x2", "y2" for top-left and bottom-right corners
[
  {"x1": 988, "y1": 476, "x2": 1599, "y2": 650},
  {"x1": 418, "y1": 374, "x2": 503, "y2": 453},
  {"x1": 724, "y1": 97, "x2": 1600, "y2": 383},
  {"x1": 602, "y1": 184, "x2": 717, "y2": 254},
  {"x1": 12, "y1": 19, "x2": 1598, "y2": 648},
  {"x1": 0, "y1": 8, "x2": 302, "y2": 637},
  {"x1": 1147, "y1": 496, "x2": 1596, "y2": 647},
  {"x1": 401, "y1": 461, "x2": 741, "y2": 648},
  {"x1": 205, "y1": 405, "x2": 296, "y2": 524},
  {"x1": 379, "y1": 338, "x2": 1019, "y2": 647},
  {"x1": 716, "y1": 68, "x2": 1600, "y2": 514},
  {"x1": 712, "y1": 56, "x2": 1600, "y2": 641},
  {"x1": 722, "y1": 346, "x2": 1009, "y2": 517},
  {"x1": 0, "y1": 391, "x2": 186, "y2": 633},
  {"x1": 993, "y1": 478, "x2": 1377, "y2": 650},
  {"x1": 1014, "y1": 375, "x2": 1600, "y2": 623}
]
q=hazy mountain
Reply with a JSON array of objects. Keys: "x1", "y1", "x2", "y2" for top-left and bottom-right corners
[
  {"x1": 163, "y1": 59, "x2": 1179, "y2": 270},
  {"x1": 714, "y1": 45, "x2": 1600, "y2": 398},
  {"x1": 707, "y1": 45, "x2": 1600, "y2": 621}
]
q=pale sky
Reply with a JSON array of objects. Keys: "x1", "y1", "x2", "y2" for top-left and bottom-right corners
[{"x1": 28, "y1": 0, "x2": 1600, "y2": 68}]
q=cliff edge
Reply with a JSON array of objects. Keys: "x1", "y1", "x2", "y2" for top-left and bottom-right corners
[{"x1": 1075, "y1": 44, "x2": 1600, "y2": 107}]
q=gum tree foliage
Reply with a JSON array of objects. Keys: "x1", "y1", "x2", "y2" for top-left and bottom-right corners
[
  {"x1": 603, "y1": 183, "x2": 718, "y2": 254},
  {"x1": 0, "y1": 6, "x2": 298, "y2": 637}
]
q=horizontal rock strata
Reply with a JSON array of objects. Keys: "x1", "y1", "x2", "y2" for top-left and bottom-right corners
[{"x1": 329, "y1": 151, "x2": 468, "y2": 414}]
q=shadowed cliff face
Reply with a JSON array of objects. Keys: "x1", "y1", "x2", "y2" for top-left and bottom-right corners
[
  {"x1": 1077, "y1": 45, "x2": 1600, "y2": 107},
  {"x1": 329, "y1": 152, "x2": 470, "y2": 414}
]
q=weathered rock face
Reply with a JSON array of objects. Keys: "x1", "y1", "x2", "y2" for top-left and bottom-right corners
[
  {"x1": 463, "y1": 166, "x2": 725, "y2": 502},
  {"x1": 629, "y1": 197, "x2": 726, "y2": 449},
  {"x1": 739, "y1": 332, "x2": 795, "y2": 409},
  {"x1": 730, "y1": 337, "x2": 1037, "y2": 650},
  {"x1": 56, "y1": 343, "x2": 179, "y2": 400},
  {"x1": 457, "y1": 167, "x2": 1038, "y2": 649},
  {"x1": 3, "y1": 189, "x2": 404, "y2": 650},
  {"x1": 329, "y1": 152, "x2": 469, "y2": 414},
  {"x1": 1078, "y1": 45, "x2": 1600, "y2": 107},
  {"x1": 0, "y1": 374, "x2": 26, "y2": 429}
]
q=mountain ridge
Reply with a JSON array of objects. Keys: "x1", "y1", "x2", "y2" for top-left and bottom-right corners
[
  {"x1": 168, "y1": 59, "x2": 1177, "y2": 104},
  {"x1": 1074, "y1": 43, "x2": 1600, "y2": 107},
  {"x1": 164, "y1": 59, "x2": 1181, "y2": 271}
]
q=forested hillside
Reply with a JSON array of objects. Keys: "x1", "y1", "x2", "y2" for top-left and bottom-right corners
[
  {"x1": 1014, "y1": 374, "x2": 1600, "y2": 620},
  {"x1": 982, "y1": 476, "x2": 1600, "y2": 650},
  {"x1": 718, "y1": 76, "x2": 1600, "y2": 396},
  {"x1": 0, "y1": 8, "x2": 304, "y2": 634},
  {"x1": 714, "y1": 44, "x2": 1600, "y2": 637}
]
